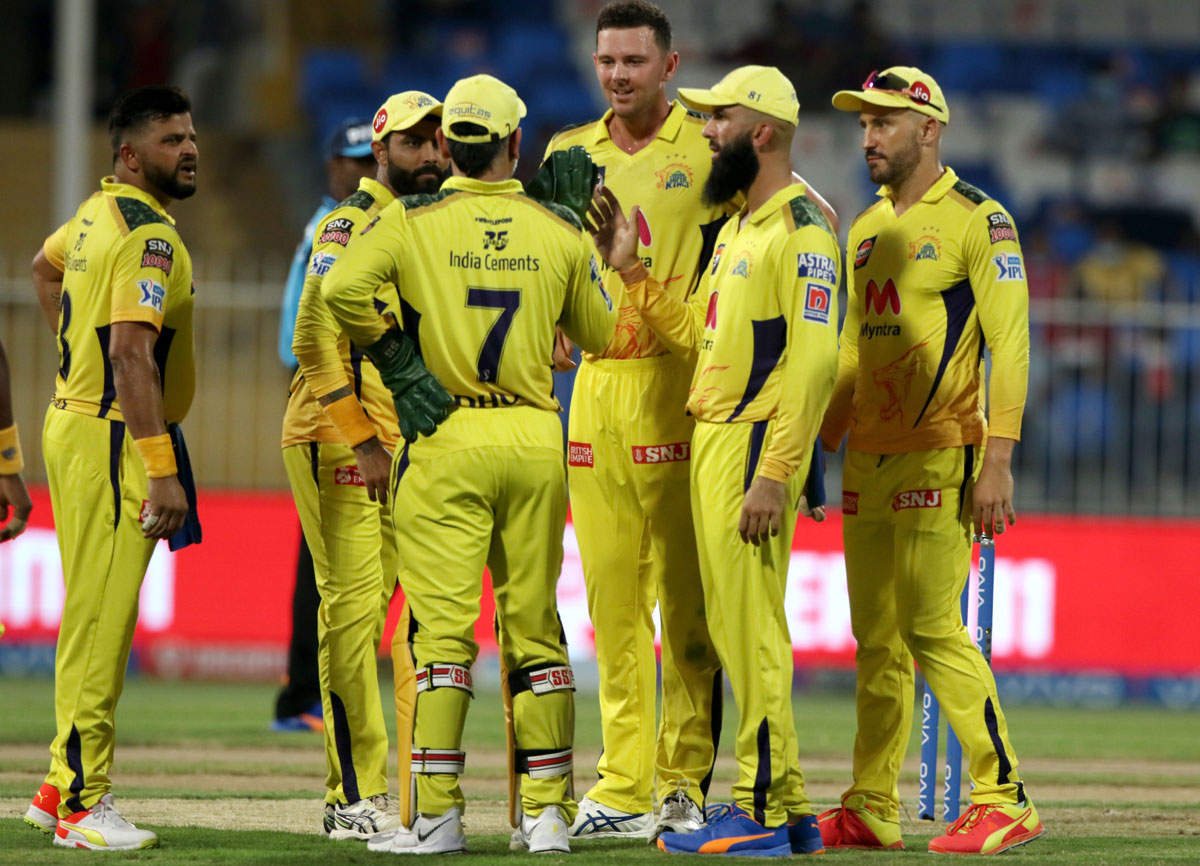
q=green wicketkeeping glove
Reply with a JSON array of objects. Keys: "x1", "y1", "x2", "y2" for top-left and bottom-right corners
[
  {"x1": 526, "y1": 145, "x2": 600, "y2": 223},
  {"x1": 362, "y1": 330, "x2": 455, "y2": 442}
]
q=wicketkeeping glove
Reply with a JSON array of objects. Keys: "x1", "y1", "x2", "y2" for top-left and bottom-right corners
[
  {"x1": 361, "y1": 330, "x2": 455, "y2": 442},
  {"x1": 526, "y1": 145, "x2": 600, "y2": 223}
]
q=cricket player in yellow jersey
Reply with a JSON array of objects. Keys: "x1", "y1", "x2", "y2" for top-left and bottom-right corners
[
  {"x1": 281, "y1": 90, "x2": 448, "y2": 839},
  {"x1": 817, "y1": 67, "x2": 1044, "y2": 855},
  {"x1": 587, "y1": 65, "x2": 837, "y2": 857},
  {"x1": 544, "y1": 4, "x2": 835, "y2": 838},
  {"x1": 23, "y1": 86, "x2": 200, "y2": 851},
  {"x1": 321, "y1": 74, "x2": 616, "y2": 856}
]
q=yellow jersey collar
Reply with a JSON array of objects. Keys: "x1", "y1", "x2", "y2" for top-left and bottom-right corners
[
  {"x1": 358, "y1": 176, "x2": 395, "y2": 207},
  {"x1": 876, "y1": 166, "x2": 959, "y2": 205},
  {"x1": 101, "y1": 176, "x2": 175, "y2": 225},
  {"x1": 745, "y1": 182, "x2": 808, "y2": 226},
  {"x1": 594, "y1": 100, "x2": 687, "y2": 146},
  {"x1": 443, "y1": 176, "x2": 524, "y2": 196}
]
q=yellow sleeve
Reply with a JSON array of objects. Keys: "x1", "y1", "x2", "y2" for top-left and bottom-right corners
[
  {"x1": 293, "y1": 214, "x2": 356, "y2": 399},
  {"x1": 43, "y1": 222, "x2": 70, "y2": 270},
  {"x1": 109, "y1": 224, "x2": 182, "y2": 330},
  {"x1": 559, "y1": 240, "x2": 617, "y2": 355},
  {"x1": 321, "y1": 207, "x2": 403, "y2": 348},
  {"x1": 819, "y1": 239, "x2": 861, "y2": 450},
  {"x1": 619, "y1": 262, "x2": 710, "y2": 365},
  {"x1": 964, "y1": 204, "x2": 1029, "y2": 440},
  {"x1": 758, "y1": 227, "x2": 841, "y2": 483}
]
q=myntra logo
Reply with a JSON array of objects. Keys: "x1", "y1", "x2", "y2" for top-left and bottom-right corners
[{"x1": 865, "y1": 278, "x2": 901, "y2": 315}]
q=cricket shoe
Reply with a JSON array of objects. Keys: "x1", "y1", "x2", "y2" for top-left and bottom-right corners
[
  {"x1": 657, "y1": 804, "x2": 813, "y2": 857},
  {"x1": 786, "y1": 815, "x2": 826, "y2": 856},
  {"x1": 25, "y1": 782, "x2": 59, "y2": 833},
  {"x1": 817, "y1": 794, "x2": 904, "y2": 849},
  {"x1": 511, "y1": 805, "x2": 570, "y2": 854},
  {"x1": 271, "y1": 699, "x2": 324, "y2": 733},
  {"x1": 568, "y1": 796, "x2": 654, "y2": 839},
  {"x1": 322, "y1": 802, "x2": 337, "y2": 835},
  {"x1": 367, "y1": 807, "x2": 466, "y2": 855},
  {"x1": 928, "y1": 799, "x2": 1045, "y2": 855},
  {"x1": 329, "y1": 793, "x2": 406, "y2": 840},
  {"x1": 654, "y1": 784, "x2": 706, "y2": 837},
  {"x1": 53, "y1": 794, "x2": 159, "y2": 850}
]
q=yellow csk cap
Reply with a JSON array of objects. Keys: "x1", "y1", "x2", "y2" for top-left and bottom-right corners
[
  {"x1": 441, "y1": 74, "x2": 527, "y2": 143},
  {"x1": 371, "y1": 91, "x2": 442, "y2": 142},
  {"x1": 677, "y1": 65, "x2": 800, "y2": 126},
  {"x1": 832, "y1": 66, "x2": 950, "y2": 125}
]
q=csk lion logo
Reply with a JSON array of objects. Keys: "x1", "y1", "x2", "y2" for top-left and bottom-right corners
[
  {"x1": 872, "y1": 342, "x2": 928, "y2": 424},
  {"x1": 655, "y1": 163, "x2": 693, "y2": 190},
  {"x1": 909, "y1": 234, "x2": 941, "y2": 262}
]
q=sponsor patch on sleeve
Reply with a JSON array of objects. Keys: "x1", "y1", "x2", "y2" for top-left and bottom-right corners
[
  {"x1": 796, "y1": 252, "x2": 837, "y2": 283},
  {"x1": 803, "y1": 282, "x2": 832, "y2": 324},
  {"x1": 140, "y1": 238, "x2": 174, "y2": 275},
  {"x1": 317, "y1": 217, "x2": 355, "y2": 247},
  {"x1": 987, "y1": 212, "x2": 1016, "y2": 244},
  {"x1": 567, "y1": 441, "x2": 593, "y2": 467},
  {"x1": 307, "y1": 251, "x2": 338, "y2": 277},
  {"x1": 136, "y1": 278, "x2": 165, "y2": 313},
  {"x1": 992, "y1": 253, "x2": 1025, "y2": 282}
]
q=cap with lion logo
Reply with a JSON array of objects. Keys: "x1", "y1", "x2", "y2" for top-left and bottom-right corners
[
  {"x1": 371, "y1": 90, "x2": 443, "y2": 142},
  {"x1": 677, "y1": 65, "x2": 800, "y2": 126},
  {"x1": 442, "y1": 74, "x2": 527, "y2": 143}
]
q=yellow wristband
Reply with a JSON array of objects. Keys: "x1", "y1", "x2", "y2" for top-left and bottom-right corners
[
  {"x1": 323, "y1": 394, "x2": 377, "y2": 448},
  {"x1": 0, "y1": 424, "x2": 23, "y2": 475},
  {"x1": 133, "y1": 433, "x2": 177, "y2": 478}
]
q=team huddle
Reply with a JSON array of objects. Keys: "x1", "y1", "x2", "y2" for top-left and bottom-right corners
[{"x1": 17, "y1": 0, "x2": 1046, "y2": 858}]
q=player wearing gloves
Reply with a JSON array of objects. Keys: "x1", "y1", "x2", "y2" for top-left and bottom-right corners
[
  {"x1": 281, "y1": 90, "x2": 450, "y2": 839},
  {"x1": 321, "y1": 73, "x2": 616, "y2": 856},
  {"x1": 586, "y1": 65, "x2": 838, "y2": 858}
]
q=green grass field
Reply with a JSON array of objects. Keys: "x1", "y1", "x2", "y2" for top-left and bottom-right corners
[{"x1": 2, "y1": 675, "x2": 1197, "y2": 864}]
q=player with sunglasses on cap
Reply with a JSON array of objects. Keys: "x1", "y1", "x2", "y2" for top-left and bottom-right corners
[{"x1": 817, "y1": 66, "x2": 1043, "y2": 855}]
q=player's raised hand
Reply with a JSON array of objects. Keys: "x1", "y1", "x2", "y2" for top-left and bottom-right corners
[
  {"x1": 739, "y1": 476, "x2": 787, "y2": 546},
  {"x1": 353, "y1": 436, "x2": 393, "y2": 504},
  {"x1": 0, "y1": 473, "x2": 32, "y2": 541},
  {"x1": 585, "y1": 186, "x2": 641, "y2": 273}
]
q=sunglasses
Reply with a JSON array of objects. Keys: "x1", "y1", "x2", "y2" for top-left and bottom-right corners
[{"x1": 861, "y1": 70, "x2": 942, "y2": 111}]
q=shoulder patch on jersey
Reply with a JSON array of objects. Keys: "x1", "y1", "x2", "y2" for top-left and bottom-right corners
[
  {"x1": 787, "y1": 195, "x2": 833, "y2": 237},
  {"x1": 951, "y1": 179, "x2": 989, "y2": 207},
  {"x1": 518, "y1": 194, "x2": 583, "y2": 231},
  {"x1": 115, "y1": 197, "x2": 170, "y2": 233},
  {"x1": 398, "y1": 188, "x2": 458, "y2": 213},
  {"x1": 339, "y1": 189, "x2": 376, "y2": 212}
]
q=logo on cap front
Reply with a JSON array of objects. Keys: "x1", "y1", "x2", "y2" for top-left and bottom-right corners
[
  {"x1": 910, "y1": 81, "x2": 932, "y2": 104},
  {"x1": 373, "y1": 109, "x2": 388, "y2": 133},
  {"x1": 403, "y1": 94, "x2": 436, "y2": 109}
]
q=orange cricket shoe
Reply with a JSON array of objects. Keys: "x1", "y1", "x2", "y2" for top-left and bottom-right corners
[
  {"x1": 24, "y1": 782, "x2": 60, "y2": 833},
  {"x1": 817, "y1": 795, "x2": 904, "y2": 850},
  {"x1": 928, "y1": 800, "x2": 1045, "y2": 855}
]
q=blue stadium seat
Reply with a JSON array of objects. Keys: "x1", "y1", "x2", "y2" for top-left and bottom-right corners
[{"x1": 301, "y1": 51, "x2": 371, "y2": 113}]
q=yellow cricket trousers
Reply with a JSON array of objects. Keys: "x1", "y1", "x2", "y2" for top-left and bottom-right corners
[
  {"x1": 41, "y1": 407, "x2": 156, "y2": 816},
  {"x1": 283, "y1": 441, "x2": 397, "y2": 806},
  {"x1": 567, "y1": 355, "x2": 722, "y2": 813},
  {"x1": 841, "y1": 445, "x2": 1023, "y2": 820},
  {"x1": 390, "y1": 407, "x2": 577, "y2": 822},
  {"x1": 690, "y1": 419, "x2": 814, "y2": 828}
]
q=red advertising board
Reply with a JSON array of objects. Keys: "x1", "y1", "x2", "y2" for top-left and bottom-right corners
[{"x1": 1, "y1": 487, "x2": 1198, "y2": 676}]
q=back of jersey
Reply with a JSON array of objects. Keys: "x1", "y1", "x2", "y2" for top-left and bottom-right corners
[{"x1": 390, "y1": 177, "x2": 613, "y2": 411}]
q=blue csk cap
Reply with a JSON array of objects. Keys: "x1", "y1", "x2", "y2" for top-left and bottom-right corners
[{"x1": 325, "y1": 117, "x2": 375, "y2": 160}]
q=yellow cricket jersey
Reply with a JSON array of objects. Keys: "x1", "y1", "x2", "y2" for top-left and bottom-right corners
[
  {"x1": 321, "y1": 176, "x2": 617, "y2": 412},
  {"x1": 820, "y1": 168, "x2": 1030, "y2": 454},
  {"x1": 545, "y1": 102, "x2": 731, "y2": 360},
  {"x1": 281, "y1": 177, "x2": 403, "y2": 450},
  {"x1": 623, "y1": 183, "x2": 840, "y2": 483},
  {"x1": 43, "y1": 177, "x2": 195, "y2": 424}
]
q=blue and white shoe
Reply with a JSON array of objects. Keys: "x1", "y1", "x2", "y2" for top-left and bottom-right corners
[
  {"x1": 657, "y1": 804, "x2": 813, "y2": 857},
  {"x1": 568, "y1": 796, "x2": 654, "y2": 839}
]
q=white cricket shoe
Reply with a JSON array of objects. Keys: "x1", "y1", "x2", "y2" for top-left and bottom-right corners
[
  {"x1": 52, "y1": 794, "x2": 158, "y2": 850},
  {"x1": 654, "y1": 786, "x2": 706, "y2": 836},
  {"x1": 568, "y1": 796, "x2": 653, "y2": 839},
  {"x1": 367, "y1": 807, "x2": 466, "y2": 855},
  {"x1": 511, "y1": 805, "x2": 571, "y2": 853},
  {"x1": 329, "y1": 794, "x2": 406, "y2": 840}
]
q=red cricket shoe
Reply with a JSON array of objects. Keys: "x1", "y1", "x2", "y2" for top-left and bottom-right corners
[
  {"x1": 817, "y1": 795, "x2": 903, "y2": 850},
  {"x1": 928, "y1": 800, "x2": 1045, "y2": 855},
  {"x1": 24, "y1": 782, "x2": 60, "y2": 833}
]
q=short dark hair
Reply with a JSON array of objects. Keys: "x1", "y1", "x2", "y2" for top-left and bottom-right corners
[
  {"x1": 596, "y1": 0, "x2": 672, "y2": 53},
  {"x1": 446, "y1": 122, "x2": 507, "y2": 178},
  {"x1": 107, "y1": 85, "x2": 192, "y2": 159}
]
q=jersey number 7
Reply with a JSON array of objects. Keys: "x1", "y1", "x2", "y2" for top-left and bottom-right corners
[{"x1": 467, "y1": 287, "x2": 522, "y2": 384}]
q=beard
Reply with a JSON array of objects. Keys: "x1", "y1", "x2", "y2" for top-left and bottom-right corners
[
  {"x1": 145, "y1": 157, "x2": 196, "y2": 200},
  {"x1": 866, "y1": 136, "x2": 921, "y2": 186},
  {"x1": 388, "y1": 161, "x2": 448, "y2": 195},
  {"x1": 702, "y1": 132, "x2": 759, "y2": 207}
]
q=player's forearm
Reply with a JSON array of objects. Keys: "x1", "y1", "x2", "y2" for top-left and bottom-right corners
[
  {"x1": 321, "y1": 265, "x2": 388, "y2": 349},
  {"x1": 0, "y1": 342, "x2": 15, "y2": 427},
  {"x1": 759, "y1": 349, "x2": 838, "y2": 483},
  {"x1": 111, "y1": 353, "x2": 169, "y2": 440},
  {"x1": 294, "y1": 280, "x2": 356, "y2": 399},
  {"x1": 618, "y1": 263, "x2": 702, "y2": 364},
  {"x1": 982, "y1": 434, "x2": 1016, "y2": 468},
  {"x1": 31, "y1": 249, "x2": 64, "y2": 333}
]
